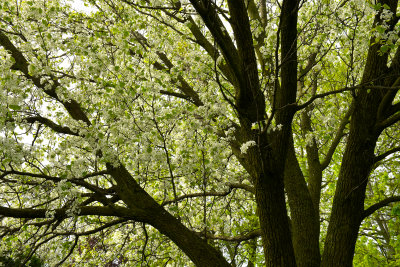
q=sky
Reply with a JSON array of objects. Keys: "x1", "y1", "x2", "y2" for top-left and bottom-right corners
[{"x1": 69, "y1": 0, "x2": 97, "y2": 13}]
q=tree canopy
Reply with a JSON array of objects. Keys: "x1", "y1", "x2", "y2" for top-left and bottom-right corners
[{"x1": 1, "y1": 0, "x2": 400, "y2": 266}]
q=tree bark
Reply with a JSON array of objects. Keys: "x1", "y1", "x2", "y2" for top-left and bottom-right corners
[
  {"x1": 322, "y1": 1, "x2": 398, "y2": 265},
  {"x1": 247, "y1": 1, "x2": 300, "y2": 265},
  {"x1": 321, "y1": 105, "x2": 378, "y2": 266},
  {"x1": 189, "y1": 1, "x2": 298, "y2": 265},
  {"x1": 285, "y1": 137, "x2": 321, "y2": 267},
  {"x1": 254, "y1": 163, "x2": 297, "y2": 266}
]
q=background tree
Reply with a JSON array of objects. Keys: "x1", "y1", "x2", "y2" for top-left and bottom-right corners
[{"x1": 0, "y1": 0, "x2": 400, "y2": 266}]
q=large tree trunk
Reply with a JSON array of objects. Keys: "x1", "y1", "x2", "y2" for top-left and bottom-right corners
[
  {"x1": 255, "y1": 169, "x2": 297, "y2": 266},
  {"x1": 251, "y1": 1, "x2": 300, "y2": 265},
  {"x1": 322, "y1": 1, "x2": 398, "y2": 265},
  {"x1": 188, "y1": 1, "x2": 300, "y2": 265},
  {"x1": 233, "y1": 128, "x2": 297, "y2": 266},
  {"x1": 285, "y1": 137, "x2": 321, "y2": 267},
  {"x1": 321, "y1": 100, "x2": 379, "y2": 266}
]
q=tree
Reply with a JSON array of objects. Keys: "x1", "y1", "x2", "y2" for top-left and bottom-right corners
[{"x1": 1, "y1": 0, "x2": 400, "y2": 266}]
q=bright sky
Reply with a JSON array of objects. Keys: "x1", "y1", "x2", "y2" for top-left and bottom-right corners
[{"x1": 69, "y1": 0, "x2": 97, "y2": 13}]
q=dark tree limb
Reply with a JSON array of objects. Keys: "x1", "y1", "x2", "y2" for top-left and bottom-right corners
[
  {"x1": 106, "y1": 163, "x2": 231, "y2": 266},
  {"x1": 296, "y1": 84, "x2": 400, "y2": 111},
  {"x1": 0, "y1": 169, "x2": 110, "y2": 196},
  {"x1": 189, "y1": 0, "x2": 240, "y2": 79},
  {"x1": 374, "y1": 146, "x2": 400, "y2": 163},
  {"x1": 179, "y1": 15, "x2": 236, "y2": 85},
  {"x1": 129, "y1": 31, "x2": 203, "y2": 106},
  {"x1": 24, "y1": 116, "x2": 79, "y2": 136},
  {"x1": 162, "y1": 188, "x2": 234, "y2": 206},
  {"x1": 159, "y1": 90, "x2": 195, "y2": 103},
  {"x1": 226, "y1": 182, "x2": 255, "y2": 194},
  {"x1": 227, "y1": 0, "x2": 265, "y2": 123},
  {"x1": 363, "y1": 196, "x2": 400, "y2": 220},
  {"x1": 55, "y1": 236, "x2": 78, "y2": 267},
  {"x1": 376, "y1": 111, "x2": 400, "y2": 130}
]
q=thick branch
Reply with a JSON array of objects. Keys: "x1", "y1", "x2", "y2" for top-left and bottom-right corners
[
  {"x1": 389, "y1": 101, "x2": 400, "y2": 115},
  {"x1": 159, "y1": 90, "x2": 194, "y2": 102},
  {"x1": 129, "y1": 32, "x2": 203, "y2": 106},
  {"x1": 106, "y1": 163, "x2": 231, "y2": 266},
  {"x1": 155, "y1": 51, "x2": 203, "y2": 106},
  {"x1": 24, "y1": 116, "x2": 79, "y2": 136},
  {"x1": 226, "y1": 182, "x2": 255, "y2": 194},
  {"x1": 189, "y1": 0, "x2": 241, "y2": 79},
  {"x1": 296, "y1": 85, "x2": 400, "y2": 111},
  {"x1": 0, "y1": 30, "x2": 29, "y2": 73},
  {"x1": 227, "y1": 0, "x2": 265, "y2": 123},
  {"x1": 182, "y1": 16, "x2": 236, "y2": 86},
  {"x1": 376, "y1": 111, "x2": 400, "y2": 129},
  {"x1": 374, "y1": 146, "x2": 400, "y2": 163},
  {"x1": 363, "y1": 196, "x2": 400, "y2": 219},
  {"x1": 277, "y1": 0, "x2": 299, "y2": 114}
]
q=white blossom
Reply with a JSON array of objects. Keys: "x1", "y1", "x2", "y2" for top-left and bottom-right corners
[
  {"x1": 45, "y1": 209, "x2": 56, "y2": 219},
  {"x1": 240, "y1": 140, "x2": 256, "y2": 154},
  {"x1": 380, "y1": 8, "x2": 393, "y2": 22}
]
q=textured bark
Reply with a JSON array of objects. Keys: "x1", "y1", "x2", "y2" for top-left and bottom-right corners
[
  {"x1": 321, "y1": 95, "x2": 379, "y2": 266},
  {"x1": 190, "y1": 1, "x2": 299, "y2": 265},
  {"x1": 301, "y1": 111, "x2": 323, "y2": 212},
  {"x1": 323, "y1": 99, "x2": 388, "y2": 266},
  {"x1": 249, "y1": 1, "x2": 299, "y2": 265},
  {"x1": 254, "y1": 165, "x2": 296, "y2": 266},
  {"x1": 322, "y1": 1, "x2": 398, "y2": 265},
  {"x1": 285, "y1": 137, "x2": 321, "y2": 267},
  {"x1": 227, "y1": 0, "x2": 266, "y2": 124}
]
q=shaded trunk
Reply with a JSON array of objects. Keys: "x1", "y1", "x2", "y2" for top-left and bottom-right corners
[
  {"x1": 255, "y1": 168, "x2": 297, "y2": 266},
  {"x1": 251, "y1": 0, "x2": 300, "y2": 265},
  {"x1": 322, "y1": 1, "x2": 398, "y2": 265},
  {"x1": 285, "y1": 137, "x2": 321, "y2": 266},
  {"x1": 301, "y1": 110, "x2": 323, "y2": 214},
  {"x1": 321, "y1": 99, "x2": 378, "y2": 266},
  {"x1": 188, "y1": 1, "x2": 300, "y2": 265},
  {"x1": 234, "y1": 129, "x2": 296, "y2": 266}
]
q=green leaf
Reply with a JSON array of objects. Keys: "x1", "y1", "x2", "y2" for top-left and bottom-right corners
[
  {"x1": 380, "y1": 45, "x2": 389, "y2": 53},
  {"x1": 383, "y1": 4, "x2": 390, "y2": 10},
  {"x1": 392, "y1": 204, "x2": 400, "y2": 216},
  {"x1": 9, "y1": 104, "x2": 21, "y2": 110}
]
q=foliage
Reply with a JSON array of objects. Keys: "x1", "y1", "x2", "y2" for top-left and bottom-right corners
[{"x1": 0, "y1": 0, "x2": 399, "y2": 266}]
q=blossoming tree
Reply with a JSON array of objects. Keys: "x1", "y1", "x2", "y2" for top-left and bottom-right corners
[{"x1": 1, "y1": 0, "x2": 400, "y2": 266}]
